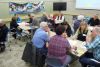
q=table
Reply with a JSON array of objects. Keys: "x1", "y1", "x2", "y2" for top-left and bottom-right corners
[
  {"x1": 68, "y1": 39, "x2": 87, "y2": 57},
  {"x1": 88, "y1": 26, "x2": 94, "y2": 31},
  {"x1": 18, "y1": 22, "x2": 31, "y2": 30},
  {"x1": 49, "y1": 31, "x2": 87, "y2": 57},
  {"x1": 18, "y1": 22, "x2": 39, "y2": 31}
]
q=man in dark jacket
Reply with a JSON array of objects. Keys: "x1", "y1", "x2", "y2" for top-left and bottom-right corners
[
  {"x1": 88, "y1": 15, "x2": 100, "y2": 26},
  {"x1": 28, "y1": 14, "x2": 34, "y2": 24},
  {"x1": 0, "y1": 19, "x2": 8, "y2": 52}
]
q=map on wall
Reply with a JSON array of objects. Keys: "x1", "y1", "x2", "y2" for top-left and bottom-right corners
[{"x1": 9, "y1": 1, "x2": 44, "y2": 14}]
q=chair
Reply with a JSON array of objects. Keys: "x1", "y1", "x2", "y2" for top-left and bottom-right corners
[
  {"x1": 22, "y1": 42, "x2": 46, "y2": 67},
  {"x1": 87, "y1": 59, "x2": 100, "y2": 67},
  {"x1": 45, "y1": 57, "x2": 69, "y2": 67}
]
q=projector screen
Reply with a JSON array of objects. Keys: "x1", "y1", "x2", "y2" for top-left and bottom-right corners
[{"x1": 76, "y1": 0, "x2": 100, "y2": 10}]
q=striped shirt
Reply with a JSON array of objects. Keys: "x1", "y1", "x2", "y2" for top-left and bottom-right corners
[{"x1": 85, "y1": 35, "x2": 100, "y2": 61}]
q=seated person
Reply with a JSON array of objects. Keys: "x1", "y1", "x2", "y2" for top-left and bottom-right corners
[
  {"x1": 54, "y1": 13, "x2": 65, "y2": 24},
  {"x1": 0, "y1": 19, "x2": 8, "y2": 52},
  {"x1": 14, "y1": 14, "x2": 22, "y2": 23},
  {"x1": 47, "y1": 25, "x2": 71, "y2": 66},
  {"x1": 10, "y1": 17, "x2": 22, "y2": 39},
  {"x1": 88, "y1": 15, "x2": 100, "y2": 26},
  {"x1": 79, "y1": 27, "x2": 100, "y2": 67},
  {"x1": 74, "y1": 22, "x2": 88, "y2": 41},
  {"x1": 27, "y1": 14, "x2": 34, "y2": 24},
  {"x1": 40, "y1": 13, "x2": 48, "y2": 22},
  {"x1": 32, "y1": 22, "x2": 50, "y2": 67},
  {"x1": 62, "y1": 21, "x2": 73, "y2": 37},
  {"x1": 73, "y1": 15, "x2": 84, "y2": 33}
]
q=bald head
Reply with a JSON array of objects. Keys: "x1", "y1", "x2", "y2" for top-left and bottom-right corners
[{"x1": 0, "y1": 19, "x2": 5, "y2": 27}]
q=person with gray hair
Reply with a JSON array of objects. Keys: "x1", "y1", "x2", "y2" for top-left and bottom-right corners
[
  {"x1": 0, "y1": 19, "x2": 8, "y2": 52},
  {"x1": 32, "y1": 22, "x2": 50, "y2": 67},
  {"x1": 73, "y1": 15, "x2": 85, "y2": 33},
  {"x1": 79, "y1": 27, "x2": 100, "y2": 67}
]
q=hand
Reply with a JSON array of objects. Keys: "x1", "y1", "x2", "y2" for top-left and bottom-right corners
[
  {"x1": 47, "y1": 28, "x2": 50, "y2": 32},
  {"x1": 72, "y1": 45, "x2": 77, "y2": 51},
  {"x1": 62, "y1": 33, "x2": 67, "y2": 39},
  {"x1": 86, "y1": 34, "x2": 92, "y2": 43},
  {"x1": 17, "y1": 26, "x2": 21, "y2": 30}
]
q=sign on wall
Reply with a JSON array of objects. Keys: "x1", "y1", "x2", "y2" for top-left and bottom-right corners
[{"x1": 9, "y1": 1, "x2": 44, "y2": 14}]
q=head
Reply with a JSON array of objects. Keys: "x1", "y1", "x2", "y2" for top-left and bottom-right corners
[
  {"x1": 40, "y1": 22, "x2": 49, "y2": 32},
  {"x1": 79, "y1": 21, "x2": 87, "y2": 31},
  {"x1": 42, "y1": 12, "x2": 47, "y2": 16},
  {"x1": 28, "y1": 14, "x2": 33, "y2": 18},
  {"x1": 11, "y1": 17, "x2": 16, "y2": 22},
  {"x1": 62, "y1": 21, "x2": 69, "y2": 29},
  {"x1": 14, "y1": 14, "x2": 19, "y2": 18},
  {"x1": 77, "y1": 15, "x2": 84, "y2": 20},
  {"x1": 0, "y1": 19, "x2": 5, "y2": 27},
  {"x1": 59, "y1": 13, "x2": 63, "y2": 16},
  {"x1": 91, "y1": 27, "x2": 100, "y2": 38},
  {"x1": 55, "y1": 25, "x2": 66, "y2": 36},
  {"x1": 93, "y1": 14, "x2": 98, "y2": 20}
]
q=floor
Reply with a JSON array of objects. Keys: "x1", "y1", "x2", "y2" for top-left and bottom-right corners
[
  {"x1": 0, "y1": 36, "x2": 82, "y2": 67},
  {"x1": 0, "y1": 23, "x2": 82, "y2": 67}
]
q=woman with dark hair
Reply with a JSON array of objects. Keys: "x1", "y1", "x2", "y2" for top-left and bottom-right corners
[
  {"x1": 47, "y1": 25, "x2": 72, "y2": 66},
  {"x1": 10, "y1": 17, "x2": 22, "y2": 39},
  {"x1": 62, "y1": 21, "x2": 73, "y2": 37}
]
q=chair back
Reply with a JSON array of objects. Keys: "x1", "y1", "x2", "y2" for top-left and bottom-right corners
[{"x1": 46, "y1": 57, "x2": 65, "y2": 67}]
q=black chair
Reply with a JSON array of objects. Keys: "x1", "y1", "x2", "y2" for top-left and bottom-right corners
[{"x1": 22, "y1": 41, "x2": 46, "y2": 67}]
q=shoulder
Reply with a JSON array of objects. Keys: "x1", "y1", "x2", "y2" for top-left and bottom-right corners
[{"x1": 95, "y1": 35, "x2": 100, "y2": 40}]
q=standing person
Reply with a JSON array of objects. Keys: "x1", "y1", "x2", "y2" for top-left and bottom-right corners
[
  {"x1": 32, "y1": 22, "x2": 50, "y2": 67},
  {"x1": 79, "y1": 27, "x2": 100, "y2": 67},
  {"x1": 47, "y1": 25, "x2": 72, "y2": 66},
  {"x1": 88, "y1": 15, "x2": 100, "y2": 26},
  {"x1": 0, "y1": 19, "x2": 8, "y2": 52}
]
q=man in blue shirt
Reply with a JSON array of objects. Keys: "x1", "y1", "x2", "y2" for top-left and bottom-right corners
[
  {"x1": 79, "y1": 27, "x2": 100, "y2": 67},
  {"x1": 32, "y1": 22, "x2": 50, "y2": 67}
]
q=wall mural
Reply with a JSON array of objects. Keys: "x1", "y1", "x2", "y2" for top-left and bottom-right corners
[{"x1": 9, "y1": 1, "x2": 44, "y2": 14}]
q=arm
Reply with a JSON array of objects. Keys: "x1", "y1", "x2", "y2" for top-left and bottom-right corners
[
  {"x1": 72, "y1": 29, "x2": 79, "y2": 39},
  {"x1": 85, "y1": 36, "x2": 100, "y2": 49},
  {"x1": 43, "y1": 33, "x2": 50, "y2": 42},
  {"x1": 0, "y1": 27, "x2": 8, "y2": 42},
  {"x1": 66, "y1": 40, "x2": 71, "y2": 52}
]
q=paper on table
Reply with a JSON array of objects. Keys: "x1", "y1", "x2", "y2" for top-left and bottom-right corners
[{"x1": 68, "y1": 39, "x2": 87, "y2": 57}]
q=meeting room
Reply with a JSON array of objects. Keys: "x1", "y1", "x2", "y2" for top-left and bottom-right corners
[{"x1": 0, "y1": 0, "x2": 100, "y2": 67}]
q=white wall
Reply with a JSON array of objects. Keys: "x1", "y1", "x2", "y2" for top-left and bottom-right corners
[{"x1": 0, "y1": 0, "x2": 100, "y2": 22}]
